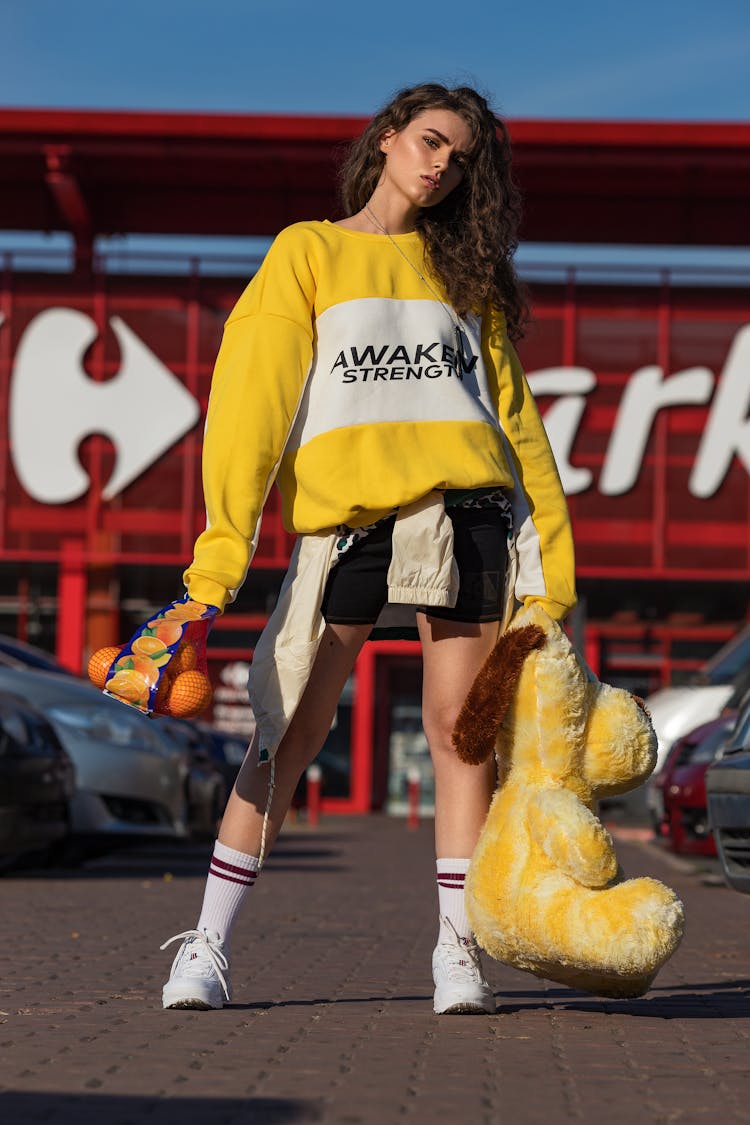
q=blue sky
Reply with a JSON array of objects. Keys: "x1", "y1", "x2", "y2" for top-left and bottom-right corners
[
  {"x1": 2, "y1": 0, "x2": 749, "y2": 121},
  {"x1": 2, "y1": 0, "x2": 749, "y2": 274}
]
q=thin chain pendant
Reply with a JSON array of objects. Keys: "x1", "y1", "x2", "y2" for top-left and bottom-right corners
[
  {"x1": 364, "y1": 202, "x2": 467, "y2": 375},
  {"x1": 455, "y1": 325, "x2": 466, "y2": 374}
]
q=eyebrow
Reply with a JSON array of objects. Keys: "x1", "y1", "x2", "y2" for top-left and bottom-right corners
[{"x1": 424, "y1": 127, "x2": 469, "y2": 157}]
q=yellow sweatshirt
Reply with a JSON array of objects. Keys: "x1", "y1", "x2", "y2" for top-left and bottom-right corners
[{"x1": 184, "y1": 220, "x2": 577, "y2": 619}]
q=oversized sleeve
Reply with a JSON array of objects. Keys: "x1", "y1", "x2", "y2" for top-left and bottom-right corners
[
  {"x1": 484, "y1": 305, "x2": 577, "y2": 621},
  {"x1": 183, "y1": 226, "x2": 317, "y2": 611}
]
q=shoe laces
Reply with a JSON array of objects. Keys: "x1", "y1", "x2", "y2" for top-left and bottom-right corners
[
  {"x1": 160, "y1": 928, "x2": 230, "y2": 1000},
  {"x1": 436, "y1": 915, "x2": 484, "y2": 982}
]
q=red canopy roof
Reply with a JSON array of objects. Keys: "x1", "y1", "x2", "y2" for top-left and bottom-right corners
[{"x1": 2, "y1": 107, "x2": 749, "y2": 255}]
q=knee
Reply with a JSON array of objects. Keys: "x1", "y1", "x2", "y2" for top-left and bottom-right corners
[{"x1": 422, "y1": 701, "x2": 463, "y2": 759}]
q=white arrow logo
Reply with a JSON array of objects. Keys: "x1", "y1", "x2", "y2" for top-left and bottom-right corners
[{"x1": 9, "y1": 308, "x2": 200, "y2": 504}]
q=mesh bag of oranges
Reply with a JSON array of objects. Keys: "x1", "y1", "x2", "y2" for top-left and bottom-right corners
[{"x1": 88, "y1": 597, "x2": 218, "y2": 719}]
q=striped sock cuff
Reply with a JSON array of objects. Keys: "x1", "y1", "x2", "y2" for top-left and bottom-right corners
[
  {"x1": 437, "y1": 870, "x2": 467, "y2": 889},
  {"x1": 209, "y1": 856, "x2": 258, "y2": 887},
  {"x1": 436, "y1": 857, "x2": 471, "y2": 889},
  {"x1": 209, "y1": 841, "x2": 259, "y2": 887}
]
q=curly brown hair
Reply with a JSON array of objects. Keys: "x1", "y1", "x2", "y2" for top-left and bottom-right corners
[{"x1": 338, "y1": 83, "x2": 529, "y2": 341}]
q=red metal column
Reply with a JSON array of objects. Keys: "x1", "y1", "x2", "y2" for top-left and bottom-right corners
[
  {"x1": 0, "y1": 254, "x2": 12, "y2": 556},
  {"x1": 349, "y1": 644, "x2": 376, "y2": 813},
  {"x1": 182, "y1": 267, "x2": 201, "y2": 559},
  {"x1": 652, "y1": 270, "x2": 672, "y2": 574},
  {"x1": 57, "y1": 539, "x2": 87, "y2": 673},
  {"x1": 584, "y1": 625, "x2": 601, "y2": 678}
]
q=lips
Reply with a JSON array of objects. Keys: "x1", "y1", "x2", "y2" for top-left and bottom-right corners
[{"x1": 421, "y1": 175, "x2": 440, "y2": 190}]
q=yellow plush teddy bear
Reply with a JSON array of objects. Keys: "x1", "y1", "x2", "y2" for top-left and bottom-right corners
[{"x1": 452, "y1": 603, "x2": 685, "y2": 999}]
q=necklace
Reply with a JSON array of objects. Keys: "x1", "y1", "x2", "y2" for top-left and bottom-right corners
[{"x1": 363, "y1": 203, "x2": 470, "y2": 373}]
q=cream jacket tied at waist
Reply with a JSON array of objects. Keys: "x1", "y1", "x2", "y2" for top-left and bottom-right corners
[{"x1": 248, "y1": 491, "x2": 517, "y2": 762}]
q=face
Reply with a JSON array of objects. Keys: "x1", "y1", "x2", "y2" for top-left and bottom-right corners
[{"x1": 378, "y1": 108, "x2": 473, "y2": 210}]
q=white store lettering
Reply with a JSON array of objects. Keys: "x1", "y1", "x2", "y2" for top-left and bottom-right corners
[
  {"x1": 527, "y1": 322, "x2": 750, "y2": 499},
  {"x1": 524, "y1": 368, "x2": 597, "y2": 494},
  {"x1": 690, "y1": 325, "x2": 750, "y2": 498},
  {"x1": 2, "y1": 309, "x2": 748, "y2": 504},
  {"x1": 599, "y1": 366, "x2": 713, "y2": 495}
]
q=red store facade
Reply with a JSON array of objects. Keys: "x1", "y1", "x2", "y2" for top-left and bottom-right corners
[{"x1": 1, "y1": 109, "x2": 749, "y2": 813}]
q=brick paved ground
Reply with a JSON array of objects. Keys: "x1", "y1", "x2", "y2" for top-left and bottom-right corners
[{"x1": 1, "y1": 815, "x2": 748, "y2": 1124}]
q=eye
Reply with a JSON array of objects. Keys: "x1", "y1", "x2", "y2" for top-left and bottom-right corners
[
  {"x1": 453, "y1": 154, "x2": 467, "y2": 169},
  {"x1": 423, "y1": 135, "x2": 439, "y2": 149}
]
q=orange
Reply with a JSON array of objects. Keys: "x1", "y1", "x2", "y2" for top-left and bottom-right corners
[
  {"x1": 150, "y1": 620, "x2": 184, "y2": 647},
  {"x1": 164, "y1": 600, "x2": 208, "y2": 622},
  {"x1": 132, "y1": 635, "x2": 168, "y2": 659},
  {"x1": 179, "y1": 600, "x2": 208, "y2": 618},
  {"x1": 106, "y1": 669, "x2": 150, "y2": 709},
  {"x1": 88, "y1": 645, "x2": 122, "y2": 689},
  {"x1": 169, "y1": 641, "x2": 197, "y2": 675},
  {"x1": 153, "y1": 670, "x2": 174, "y2": 714},
  {"x1": 167, "y1": 670, "x2": 213, "y2": 718},
  {"x1": 113, "y1": 649, "x2": 170, "y2": 674},
  {"x1": 131, "y1": 655, "x2": 162, "y2": 687}
]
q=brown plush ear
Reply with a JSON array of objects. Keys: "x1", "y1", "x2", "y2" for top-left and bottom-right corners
[
  {"x1": 632, "y1": 694, "x2": 651, "y2": 718},
  {"x1": 452, "y1": 624, "x2": 547, "y2": 764}
]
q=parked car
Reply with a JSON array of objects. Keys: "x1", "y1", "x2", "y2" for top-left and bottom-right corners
[
  {"x1": 645, "y1": 623, "x2": 750, "y2": 773},
  {"x1": 0, "y1": 690, "x2": 75, "y2": 863},
  {"x1": 648, "y1": 715, "x2": 734, "y2": 855},
  {"x1": 153, "y1": 716, "x2": 227, "y2": 838},
  {"x1": 194, "y1": 722, "x2": 249, "y2": 799},
  {"x1": 706, "y1": 692, "x2": 750, "y2": 893},
  {"x1": 0, "y1": 665, "x2": 190, "y2": 856},
  {"x1": 0, "y1": 634, "x2": 78, "y2": 677}
]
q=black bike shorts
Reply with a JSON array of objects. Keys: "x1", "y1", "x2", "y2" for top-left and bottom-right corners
[{"x1": 321, "y1": 504, "x2": 509, "y2": 625}]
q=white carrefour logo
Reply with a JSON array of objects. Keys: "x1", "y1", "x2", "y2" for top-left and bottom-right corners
[{"x1": 9, "y1": 308, "x2": 200, "y2": 504}]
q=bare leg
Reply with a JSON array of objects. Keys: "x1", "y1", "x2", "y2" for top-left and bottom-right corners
[
  {"x1": 416, "y1": 614, "x2": 499, "y2": 857},
  {"x1": 218, "y1": 622, "x2": 372, "y2": 858}
]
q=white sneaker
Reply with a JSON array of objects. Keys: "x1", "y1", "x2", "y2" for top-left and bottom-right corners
[
  {"x1": 432, "y1": 916, "x2": 495, "y2": 1015},
  {"x1": 161, "y1": 928, "x2": 230, "y2": 1010}
]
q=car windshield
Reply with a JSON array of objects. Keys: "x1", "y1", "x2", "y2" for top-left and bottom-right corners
[
  {"x1": 729, "y1": 702, "x2": 750, "y2": 752},
  {"x1": 0, "y1": 636, "x2": 74, "y2": 676},
  {"x1": 685, "y1": 725, "x2": 732, "y2": 764},
  {"x1": 694, "y1": 625, "x2": 750, "y2": 686}
]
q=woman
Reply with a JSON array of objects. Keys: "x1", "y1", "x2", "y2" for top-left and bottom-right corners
[{"x1": 160, "y1": 83, "x2": 577, "y2": 1014}]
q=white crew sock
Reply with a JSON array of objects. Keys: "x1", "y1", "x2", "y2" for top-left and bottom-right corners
[
  {"x1": 436, "y1": 857, "x2": 473, "y2": 944},
  {"x1": 196, "y1": 840, "x2": 260, "y2": 947}
]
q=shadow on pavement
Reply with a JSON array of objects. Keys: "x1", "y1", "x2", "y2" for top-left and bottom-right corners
[
  {"x1": 225, "y1": 993, "x2": 433, "y2": 1010},
  {"x1": 221, "y1": 982, "x2": 749, "y2": 1017},
  {"x1": 652, "y1": 978, "x2": 750, "y2": 992},
  {"x1": 0, "y1": 1092, "x2": 322, "y2": 1124},
  {"x1": 499, "y1": 983, "x2": 750, "y2": 1019},
  {"x1": 2, "y1": 837, "x2": 350, "y2": 880}
]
